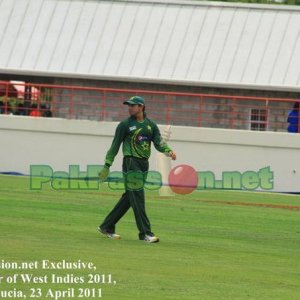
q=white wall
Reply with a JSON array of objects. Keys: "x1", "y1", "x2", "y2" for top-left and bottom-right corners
[{"x1": 1, "y1": 115, "x2": 300, "y2": 192}]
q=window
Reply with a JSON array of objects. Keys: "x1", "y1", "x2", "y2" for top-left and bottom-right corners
[{"x1": 249, "y1": 108, "x2": 268, "y2": 131}]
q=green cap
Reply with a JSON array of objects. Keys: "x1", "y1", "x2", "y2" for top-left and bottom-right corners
[{"x1": 123, "y1": 96, "x2": 145, "y2": 106}]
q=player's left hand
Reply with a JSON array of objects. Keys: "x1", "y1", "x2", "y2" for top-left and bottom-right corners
[{"x1": 168, "y1": 151, "x2": 177, "y2": 160}]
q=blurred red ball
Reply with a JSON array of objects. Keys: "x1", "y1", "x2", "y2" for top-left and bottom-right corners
[{"x1": 168, "y1": 164, "x2": 198, "y2": 195}]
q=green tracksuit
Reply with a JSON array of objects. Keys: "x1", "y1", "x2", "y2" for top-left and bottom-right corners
[{"x1": 100, "y1": 114, "x2": 172, "y2": 240}]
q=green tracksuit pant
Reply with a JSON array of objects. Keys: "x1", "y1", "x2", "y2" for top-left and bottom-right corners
[{"x1": 100, "y1": 156, "x2": 154, "y2": 240}]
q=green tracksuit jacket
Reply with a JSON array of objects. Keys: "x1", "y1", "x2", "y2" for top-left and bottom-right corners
[{"x1": 105, "y1": 115, "x2": 172, "y2": 166}]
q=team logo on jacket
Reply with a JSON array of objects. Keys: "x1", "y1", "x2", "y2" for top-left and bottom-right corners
[
  {"x1": 137, "y1": 135, "x2": 148, "y2": 142},
  {"x1": 129, "y1": 126, "x2": 137, "y2": 131}
]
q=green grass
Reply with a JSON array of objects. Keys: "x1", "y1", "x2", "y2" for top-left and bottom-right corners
[{"x1": 0, "y1": 175, "x2": 300, "y2": 299}]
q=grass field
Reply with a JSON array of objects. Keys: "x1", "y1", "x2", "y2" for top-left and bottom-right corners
[{"x1": 0, "y1": 174, "x2": 300, "y2": 300}]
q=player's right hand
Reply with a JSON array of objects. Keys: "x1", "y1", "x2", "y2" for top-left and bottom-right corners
[
  {"x1": 99, "y1": 165, "x2": 110, "y2": 181},
  {"x1": 168, "y1": 151, "x2": 177, "y2": 160}
]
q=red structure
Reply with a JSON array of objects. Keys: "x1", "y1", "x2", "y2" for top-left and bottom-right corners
[{"x1": 0, "y1": 80, "x2": 298, "y2": 132}]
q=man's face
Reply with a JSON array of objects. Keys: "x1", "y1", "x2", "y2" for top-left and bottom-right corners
[{"x1": 128, "y1": 104, "x2": 143, "y2": 116}]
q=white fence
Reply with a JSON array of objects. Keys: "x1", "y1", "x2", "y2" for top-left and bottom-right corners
[{"x1": 1, "y1": 115, "x2": 300, "y2": 193}]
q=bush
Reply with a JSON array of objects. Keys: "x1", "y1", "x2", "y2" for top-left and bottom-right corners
[{"x1": 0, "y1": 96, "x2": 23, "y2": 114}]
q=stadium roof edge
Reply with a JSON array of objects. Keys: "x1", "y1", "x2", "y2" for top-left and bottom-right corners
[
  {"x1": 2, "y1": 68, "x2": 300, "y2": 93},
  {"x1": 112, "y1": 0, "x2": 300, "y2": 12}
]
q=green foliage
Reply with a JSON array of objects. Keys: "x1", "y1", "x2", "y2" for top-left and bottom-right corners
[
  {"x1": 0, "y1": 96, "x2": 22, "y2": 114},
  {"x1": 39, "y1": 88, "x2": 52, "y2": 103}
]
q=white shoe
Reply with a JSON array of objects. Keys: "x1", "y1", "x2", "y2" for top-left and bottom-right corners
[
  {"x1": 106, "y1": 233, "x2": 121, "y2": 240},
  {"x1": 143, "y1": 235, "x2": 160, "y2": 243},
  {"x1": 98, "y1": 227, "x2": 121, "y2": 240}
]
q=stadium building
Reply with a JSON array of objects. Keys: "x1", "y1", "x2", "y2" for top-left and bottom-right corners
[{"x1": 1, "y1": 2, "x2": 300, "y2": 295}]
